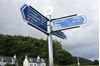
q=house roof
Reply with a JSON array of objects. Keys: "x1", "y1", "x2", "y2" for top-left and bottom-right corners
[
  {"x1": 27, "y1": 58, "x2": 45, "y2": 63},
  {"x1": 0, "y1": 56, "x2": 15, "y2": 62}
]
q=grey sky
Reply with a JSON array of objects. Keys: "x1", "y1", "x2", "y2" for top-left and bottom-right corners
[{"x1": 0, "y1": 0, "x2": 99, "y2": 60}]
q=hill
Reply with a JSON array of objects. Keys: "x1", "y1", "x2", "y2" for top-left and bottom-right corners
[
  {"x1": 73, "y1": 57, "x2": 92, "y2": 65},
  {"x1": 0, "y1": 34, "x2": 73, "y2": 65},
  {"x1": 0, "y1": 34, "x2": 97, "y2": 66}
]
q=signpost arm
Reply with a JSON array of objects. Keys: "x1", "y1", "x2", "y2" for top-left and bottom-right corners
[{"x1": 47, "y1": 15, "x2": 54, "y2": 66}]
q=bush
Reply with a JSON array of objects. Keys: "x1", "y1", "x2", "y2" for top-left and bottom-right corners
[{"x1": 5, "y1": 64, "x2": 16, "y2": 66}]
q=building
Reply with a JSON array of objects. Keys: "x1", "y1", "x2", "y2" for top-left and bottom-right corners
[
  {"x1": 23, "y1": 56, "x2": 46, "y2": 66},
  {"x1": 0, "y1": 55, "x2": 17, "y2": 66}
]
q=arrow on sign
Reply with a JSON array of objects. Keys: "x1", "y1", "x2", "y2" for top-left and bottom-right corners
[
  {"x1": 21, "y1": 4, "x2": 49, "y2": 34},
  {"x1": 52, "y1": 15, "x2": 86, "y2": 31}
]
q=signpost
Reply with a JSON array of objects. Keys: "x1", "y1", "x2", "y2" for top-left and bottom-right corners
[
  {"x1": 21, "y1": 4, "x2": 66, "y2": 39},
  {"x1": 52, "y1": 15, "x2": 86, "y2": 31},
  {"x1": 20, "y1": 4, "x2": 86, "y2": 66}
]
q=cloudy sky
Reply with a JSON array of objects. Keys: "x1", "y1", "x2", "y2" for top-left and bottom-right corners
[{"x1": 0, "y1": 0, "x2": 99, "y2": 60}]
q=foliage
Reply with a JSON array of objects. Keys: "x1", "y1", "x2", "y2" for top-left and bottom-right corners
[
  {"x1": 5, "y1": 64, "x2": 16, "y2": 66},
  {"x1": 91, "y1": 60, "x2": 99, "y2": 65},
  {"x1": 0, "y1": 34, "x2": 73, "y2": 65},
  {"x1": 0, "y1": 34, "x2": 96, "y2": 66}
]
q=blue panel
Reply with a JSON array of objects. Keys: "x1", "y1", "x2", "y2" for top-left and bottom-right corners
[
  {"x1": 52, "y1": 31, "x2": 66, "y2": 39},
  {"x1": 21, "y1": 4, "x2": 48, "y2": 33},
  {"x1": 52, "y1": 15, "x2": 86, "y2": 31}
]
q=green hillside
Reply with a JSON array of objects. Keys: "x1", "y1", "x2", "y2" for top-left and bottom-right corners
[
  {"x1": 0, "y1": 34, "x2": 73, "y2": 65},
  {"x1": 0, "y1": 34, "x2": 98, "y2": 66},
  {"x1": 73, "y1": 57, "x2": 92, "y2": 65}
]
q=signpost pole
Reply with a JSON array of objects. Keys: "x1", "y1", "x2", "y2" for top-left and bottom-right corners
[{"x1": 47, "y1": 15, "x2": 54, "y2": 66}]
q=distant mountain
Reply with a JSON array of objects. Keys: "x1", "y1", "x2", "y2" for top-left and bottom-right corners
[{"x1": 73, "y1": 57, "x2": 92, "y2": 65}]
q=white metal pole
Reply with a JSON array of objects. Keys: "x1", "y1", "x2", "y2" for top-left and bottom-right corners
[
  {"x1": 47, "y1": 15, "x2": 54, "y2": 66},
  {"x1": 77, "y1": 57, "x2": 80, "y2": 66}
]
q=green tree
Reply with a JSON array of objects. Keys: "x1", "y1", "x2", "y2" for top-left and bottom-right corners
[
  {"x1": 92, "y1": 60, "x2": 99, "y2": 65},
  {"x1": 5, "y1": 64, "x2": 16, "y2": 66},
  {"x1": 0, "y1": 34, "x2": 73, "y2": 65}
]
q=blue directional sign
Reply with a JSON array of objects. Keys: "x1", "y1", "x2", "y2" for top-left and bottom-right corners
[
  {"x1": 52, "y1": 31, "x2": 66, "y2": 39},
  {"x1": 52, "y1": 15, "x2": 86, "y2": 31},
  {"x1": 20, "y1": 4, "x2": 66, "y2": 39},
  {"x1": 21, "y1": 4, "x2": 49, "y2": 34}
]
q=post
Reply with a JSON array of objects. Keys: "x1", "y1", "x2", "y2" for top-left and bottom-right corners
[
  {"x1": 77, "y1": 57, "x2": 80, "y2": 66},
  {"x1": 47, "y1": 15, "x2": 54, "y2": 66}
]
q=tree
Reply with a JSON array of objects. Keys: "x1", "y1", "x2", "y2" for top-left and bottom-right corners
[
  {"x1": 5, "y1": 64, "x2": 16, "y2": 66},
  {"x1": 0, "y1": 34, "x2": 73, "y2": 65},
  {"x1": 92, "y1": 60, "x2": 99, "y2": 65}
]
